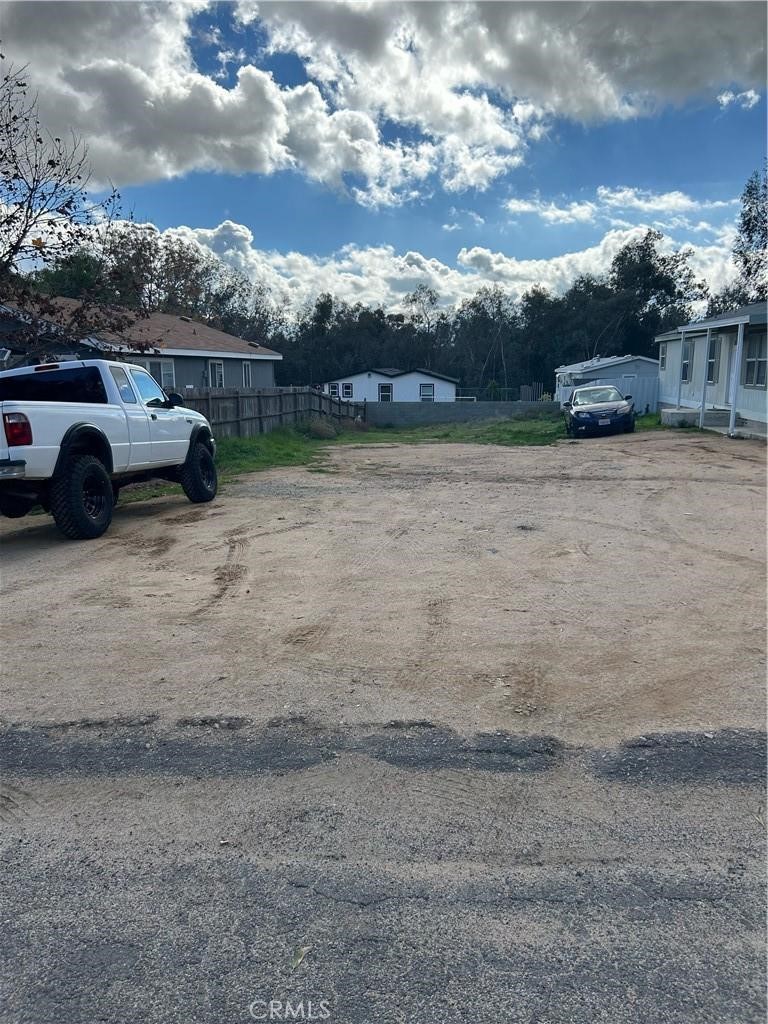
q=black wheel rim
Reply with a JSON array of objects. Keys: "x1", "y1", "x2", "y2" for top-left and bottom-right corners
[
  {"x1": 199, "y1": 452, "x2": 215, "y2": 491},
  {"x1": 82, "y1": 470, "x2": 110, "y2": 520}
]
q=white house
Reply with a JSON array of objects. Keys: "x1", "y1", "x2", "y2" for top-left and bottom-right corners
[
  {"x1": 656, "y1": 302, "x2": 767, "y2": 433},
  {"x1": 323, "y1": 367, "x2": 458, "y2": 403},
  {"x1": 554, "y1": 354, "x2": 659, "y2": 410}
]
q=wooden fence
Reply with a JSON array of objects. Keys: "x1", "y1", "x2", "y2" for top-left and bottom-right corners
[{"x1": 180, "y1": 386, "x2": 365, "y2": 438}]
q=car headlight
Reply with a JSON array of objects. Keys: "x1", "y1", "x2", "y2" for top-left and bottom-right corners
[
  {"x1": 575, "y1": 410, "x2": 589, "y2": 418},
  {"x1": 618, "y1": 404, "x2": 631, "y2": 414}
]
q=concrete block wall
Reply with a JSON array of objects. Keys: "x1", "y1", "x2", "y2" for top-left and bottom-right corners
[{"x1": 365, "y1": 400, "x2": 561, "y2": 427}]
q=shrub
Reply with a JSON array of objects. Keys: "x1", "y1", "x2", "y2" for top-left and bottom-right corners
[{"x1": 306, "y1": 416, "x2": 339, "y2": 439}]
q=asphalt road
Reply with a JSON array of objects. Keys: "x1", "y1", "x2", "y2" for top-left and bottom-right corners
[{"x1": 1, "y1": 715, "x2": 765, "y2": 1024}]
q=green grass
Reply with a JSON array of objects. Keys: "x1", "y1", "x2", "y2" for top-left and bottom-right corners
[
  {"x1": 119, "y1": 412, "x2": 666, "y2": 505},
  {"x1": 119, "y1": 427, "x2": 326, "y2": 504},
  {"x1": 216, "y1": 428, "x2": 326, "y2": 477},
  {"x1": 335, "y1": 416, "x2": 565, "y2": 447},
  {"x1": 634, "y1": 413, "x2": 663, "y2": 431}
]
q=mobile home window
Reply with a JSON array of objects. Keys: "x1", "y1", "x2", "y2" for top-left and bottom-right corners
[
  {"x1": 341, "y1": 383, "x2": 353, "y2": 399},
  {"x1": 706, "y1": 336, "x2": 721, "y2": 384},
  {"x1": 744, "y1": 332, "x2": 767, "y2": 387},
  {"x1": 208, "y1": 360, "x2": 225, "y2": 389},
  {"x1": 680, "y1": 340, "x2": 693, "y2": 382},
  {"x1": 242, "y1": 361, "x2": 252, "y2": 388},
  {"x1": 378, "y1": 383, "x2": 393, "y2": 402},
  {"x1": 659, "y1": 343, "x2": 666, "y2": 370},
  {"x1": 419, "y1": 383, "x2": 435, "y2": 402},
  {"x1": 328, "y1": 382, "x2": 339, "y2": 397}
]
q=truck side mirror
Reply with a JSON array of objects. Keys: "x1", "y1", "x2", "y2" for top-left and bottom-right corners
[{"x1": 167, "y1": 392, "x2": 184, "y2": 407}]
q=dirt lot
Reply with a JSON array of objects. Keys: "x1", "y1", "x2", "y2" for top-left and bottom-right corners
[
  {"x1": 1, "y1": 430, "x2": 766, "y2": 1024},
  {"x1": 1, "y1": 430, "x2": 765, "y2": 743}
]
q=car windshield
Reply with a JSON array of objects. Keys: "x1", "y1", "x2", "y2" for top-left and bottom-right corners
[{"x1": 572, "y1": 387, "x2": 623, "y2": 406}]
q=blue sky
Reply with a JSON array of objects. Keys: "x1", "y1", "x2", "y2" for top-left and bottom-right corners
[
  {"x1": 4, "y1": 0, "x2": 766, "y2": 308},
  {"x1": 120, "y1": 100, "x2": 764, "y2": 265}
]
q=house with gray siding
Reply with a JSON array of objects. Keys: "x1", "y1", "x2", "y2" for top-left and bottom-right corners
[
  {"x1": 107, "y1": 311, "x2": 282, "y2": 391},
  {"x1": 0, "y1": 301, "x2": 282, "y2": 389},
  {"x1": 655, "y1": 302, "x2": 767, "y2": 434}
]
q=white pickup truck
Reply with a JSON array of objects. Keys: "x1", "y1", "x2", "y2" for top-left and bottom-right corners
[{"x1": 0, "y1": 358, "x2": 217, "y2": 539}]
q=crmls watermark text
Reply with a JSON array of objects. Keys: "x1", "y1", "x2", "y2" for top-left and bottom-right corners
[{"x1": 248, "y1": 999, "x2": 332, "y2": 1021}]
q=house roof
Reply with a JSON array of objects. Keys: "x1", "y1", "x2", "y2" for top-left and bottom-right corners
[
  {"x1": 654, "y1": 302, "x2": 767, "y2": 342},
  {"x1": 555, "y1": 354, "x2": 658, "y2": 374},
  {"x1": 1, "y1": 299, "x2": 282, "y2": 360},
  {"x1": 329, "y1": 367, "x2": 459, "y2": 383},
  {"x1": 655, "y1": 329, "x2": 682, "y2": 343}
]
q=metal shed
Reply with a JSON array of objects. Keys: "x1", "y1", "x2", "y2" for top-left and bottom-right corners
[{"x1": 555, "y1": 355, "x2": 659, "y2": 411}]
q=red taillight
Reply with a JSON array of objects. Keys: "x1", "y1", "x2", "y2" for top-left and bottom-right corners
[{"x1": 3, "y1": 413, "x2": 33, "y2": 446}]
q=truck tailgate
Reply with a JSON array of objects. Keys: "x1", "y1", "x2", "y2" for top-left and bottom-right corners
[{"x1": 0, "y1": 401, "x2": 130, "y2": 479}]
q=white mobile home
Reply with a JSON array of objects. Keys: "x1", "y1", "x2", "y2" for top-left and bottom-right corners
[
  {"x1": 323, "y1": 368, "x2": 458, "y2": 403},
  {"x1": 554, "y1": 355, "x2": 659, "y2": 411},
  {"x1": 656, "y1": 303, "x2": 767, "y2": 433}
]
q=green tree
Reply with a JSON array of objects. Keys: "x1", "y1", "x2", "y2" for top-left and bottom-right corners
[
  {"x1": 34, "y1": 249, "x2": 104, "y2": 299},
  {"x1": 731, "y1": 166, "x2": 766, "y2": 303},
  {"x1": 403, "y1": 284, "x2": 440, "y2": 368},
  {"x1": 0, "y1": 52, "x2": 140, "y2": 366}
]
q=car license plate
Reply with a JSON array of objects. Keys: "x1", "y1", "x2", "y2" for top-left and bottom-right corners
[{"x1": 599, "y1": 417, "x2": 610, "y2": 426}]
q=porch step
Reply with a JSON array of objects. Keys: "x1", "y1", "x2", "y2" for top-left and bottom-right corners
[
  {"x1": 702, "y1": 411, "x2": 732, "y2": 426},
  {"x1": 661, "y1": 408, "x2": 743, "y2": 429}
]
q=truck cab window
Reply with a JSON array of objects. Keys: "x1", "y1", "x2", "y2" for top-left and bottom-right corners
[
  {"x1": 129, "y1": 369, "x2": 168, "y2": 407},
  {"x1": 109, "y1": 366, "x2": 137, "y2": 404},
  {"x1": 0, "y1": 366, "x2": 108, "y2": 403}
]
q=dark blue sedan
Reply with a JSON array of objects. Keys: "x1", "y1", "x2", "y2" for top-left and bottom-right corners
[{"x1": 563, "y1": 385, "x2": 635, "y2": 437}]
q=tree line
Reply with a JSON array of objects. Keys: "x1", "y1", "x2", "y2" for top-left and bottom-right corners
[{"x1": 1, "y1": 48, "x2": 765, "y2": 388}]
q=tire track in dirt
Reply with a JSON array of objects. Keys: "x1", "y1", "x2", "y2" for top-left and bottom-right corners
[
  {"x1": 277, "y1": 518, "x2": 424, "y2": 654},
  {"x1": 204, "y1": 519, "x2": 315, "y2": 613},
  {"x1": 283, "y1": 619, "x2": 334, "y2": 651},
  {"x1": 128, "y1": 533, "x2": 178, "y2": 560},
  {"x1": 249, "y1": 520, "x2": 316, "y2": 541},
  {"x1": 201, "y1": 526, "x2": 251, "y2": 611},
  {"x1": 161, "y1": 507, "x2": 226, "y2": 526}
]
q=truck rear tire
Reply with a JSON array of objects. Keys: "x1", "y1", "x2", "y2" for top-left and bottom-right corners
[
  {"x1": 50, "y1": 454, "x2": 114, "y2": 539},
  {"x1": 180, "y1": 442, "x2": 217, "y2": 503}
]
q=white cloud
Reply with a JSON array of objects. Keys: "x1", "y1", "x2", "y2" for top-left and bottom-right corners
[
  {"x1": 652, "y1": 217, "x2": 719, "y2": 235},
  {"x1": 505, "y1": 197, "x2": 597, "y2": 224},
  {"x1": 457, "y1": 228, "x2": 655, "y2": 294},
  {"x1": 504, "y1": 186, "x2": 737, "y2": 227},
  {"x1": 596, "y1": 186, "x2": 735, "y2": 214},
  {"x1": 442, "y1": 222, "x2": 461, "y2": 232},
  {"x1": 717, "y1": 88, "x2": 761, "y2": 109},
  {"x1": 253, "y1": 1, "x2": 765, "y2": 122},
  {"x1": 155, "y1": 218, "x2": 737, "y2": 311},
  {"x1": 1, "y1": 1, "x2": 763, "y2": 204}
]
